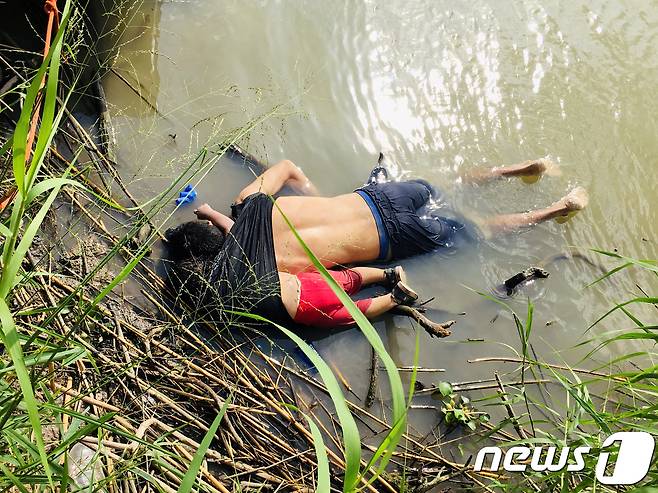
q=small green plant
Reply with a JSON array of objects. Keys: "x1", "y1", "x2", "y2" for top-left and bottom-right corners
[
  {"x1": 470, "y1": 249, "x2": 658, "y2": 492},
  {"x1": 436, "y1": 382, "x2": 489, "y2": 431}
]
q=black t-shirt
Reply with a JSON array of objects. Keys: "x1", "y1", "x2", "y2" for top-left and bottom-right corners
[{"x1": 208, "y1": 193, "x2": 290, "y2": 325}]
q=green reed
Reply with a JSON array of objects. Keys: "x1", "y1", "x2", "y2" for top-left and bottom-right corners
[
  {"x1": 0, "y1": 1, "x2": 74, "y2": 486},
  {"x1": 0, "y1": 3, "x2": 265, "y2": 488}
]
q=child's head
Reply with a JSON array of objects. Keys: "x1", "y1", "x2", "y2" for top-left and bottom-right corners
[
  {"x1": 164, "y1": 221, "x2": 225, "y2": 261},
  {"x1": 164, "y1": 221, "x2": 223, "y2": 306}
]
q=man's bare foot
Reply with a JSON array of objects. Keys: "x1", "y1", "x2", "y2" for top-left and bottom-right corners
[
  {"x1": 562, "y1": 186, "x2": 589, "y2": 211},
  {"x1": 555, "y1": 186, "x2": 588, "y2": 223},
  {"x1": 515, "y1": 158, "x2": 561, "y2": 183},
  {"x1": 518, "y1": 159, "x2": 546, "y2": 175},
  {"x1": 462, "y1": 158, "x2": 560, "y2": 185}
]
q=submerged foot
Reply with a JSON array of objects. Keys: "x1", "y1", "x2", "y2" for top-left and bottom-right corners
[{"x1": 517, "y1": 158, "x2": 561, "y2": 183}]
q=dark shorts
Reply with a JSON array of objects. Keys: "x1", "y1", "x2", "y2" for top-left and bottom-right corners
[{"x1": 356, "y1": 180, "x2": 478, "y2": 261}]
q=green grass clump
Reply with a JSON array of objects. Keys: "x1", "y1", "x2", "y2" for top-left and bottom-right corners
[{"x1": 0, "y1": 1, "x2": 74, "y2": 486}]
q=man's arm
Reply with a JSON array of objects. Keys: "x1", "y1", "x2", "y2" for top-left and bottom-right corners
[
  {"x1": 194, "y1": 204, "x2": 234, "y2": 233},
  {"x1": 235, "y1": 159, "x2": 319, "y2": 204}
]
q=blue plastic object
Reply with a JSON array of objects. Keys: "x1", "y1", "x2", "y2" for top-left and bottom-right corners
[{"x1": 175, "y1": 184, "x2": 197, "y2": 205}]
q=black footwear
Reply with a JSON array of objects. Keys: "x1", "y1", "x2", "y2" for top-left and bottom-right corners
[
  {"x1": 391, "y1": 281, "x2": 418, "y2": 306},
  {"x1": 367, "y1": 152, "x2": 390, "y2": 185},
  {"x1": 367, "y1": 166, "x2": 388, "y2": 185},
  {"x1": 383, "y1": 265, "x2": 404, "y2": 289}
]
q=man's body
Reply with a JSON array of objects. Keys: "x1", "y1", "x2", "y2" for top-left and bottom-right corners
[
  {"x1": 172, "y1": 156, "x2": 588, "y2": 326},
  {"x1": 202, "y1": 158, "x2": 588, "y2": 275}
]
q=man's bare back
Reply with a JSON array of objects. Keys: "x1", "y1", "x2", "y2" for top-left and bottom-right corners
[{"x1": 272, "y1": 193, "x2": 379, "y2": 273}]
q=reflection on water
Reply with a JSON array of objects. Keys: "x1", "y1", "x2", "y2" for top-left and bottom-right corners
[
  {"x1": 102, "y1": 0, "x2": 657, "y2": 435},
  {"x1": 99, "y1": 0, "x2": 161, "y2": 117}
]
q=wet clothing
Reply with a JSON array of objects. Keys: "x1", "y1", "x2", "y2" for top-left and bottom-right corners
[
  {"x1": 355, "y1": 190, "x2": 390, "y2": 261},
  {"x1": 294, "y1": 269, "x2": 372, "y2": 327},
  {"x1": 210, "y1": 193, "x2": 290, "y2": 323},
  {"x1": 212, "y1": 193, "x2": 374, "y2": 328},
  {"x1": 355, "y1": 180, "x2": 474, "y2": 260}
]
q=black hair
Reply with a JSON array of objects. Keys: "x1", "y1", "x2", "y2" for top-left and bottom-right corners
[
  {"x1": 163, "y1": 221, "x2": 225, "y2": 309},
  {"x1": 164, "y1": 221, "x2": 225, "y2": 262}
]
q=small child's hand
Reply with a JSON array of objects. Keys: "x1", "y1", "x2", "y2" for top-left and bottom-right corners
[{"x1": 194, "y1": 203, "x2": 215, "y2": 221}]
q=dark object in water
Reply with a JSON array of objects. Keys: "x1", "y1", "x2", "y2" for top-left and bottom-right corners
[
  {"x1": 391, "y1": 305, "x2": 454, "y2": 338},
  {"x1": 367, "y1": 152, "x2": 389, "y2": 185},
  {"x1": 227, "y1": 143, "x2": 267, "y2": 175},
  {"x1": 495, "y1": 267, "x2": 550, "y2": 298}
]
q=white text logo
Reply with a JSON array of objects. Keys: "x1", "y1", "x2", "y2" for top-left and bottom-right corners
[{"x1": 474, "y1": 432, "x2": 655, "y2": 485}]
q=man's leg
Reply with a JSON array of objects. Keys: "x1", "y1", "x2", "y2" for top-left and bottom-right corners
[
  {"x1": 482, "y1": 187, "x2": 588, "y2": 236},
  {"x1": 461, "y1": 158, "x2": 560, "y2": 185}
]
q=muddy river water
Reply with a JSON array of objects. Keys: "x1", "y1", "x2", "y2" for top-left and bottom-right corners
[{"x1": 98, "y1": 0, "x2": 657, "y2": 435}]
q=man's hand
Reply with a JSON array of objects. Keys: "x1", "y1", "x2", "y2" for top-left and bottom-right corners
[{"x1": 194, "y1": 203, "x2": 215, "y2": 221}]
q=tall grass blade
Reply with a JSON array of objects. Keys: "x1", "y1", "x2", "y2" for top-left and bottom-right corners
[
  {"x1": 0, "y1": 463, "x2": 30, "y2": 493},
  {"x1": 0, "y1": 135, "x2": 12, "y2": 158},
  {"x1": 589, "y1": 297, "x2": 658, "y2": 329},
  {"x1": 28, "y1": 2, "x2": 71, "y2": 189},
  {"x1": 360, "y1": 331, "x2": 421, "y2": 487},
  {"x1": 590, "y1": 248, "x2": 658, "y2": 277},
  {"x1": 176, "y1": 397, "x2": 231, "y2": 493},
  {"x1": 25, "y1": 177, "x2": 83, "y2": 205},
  {"x1": 272, "y1": 200, "x2": 407, "y2": 480},
  {"x1": 586, "y1": 262, "x2": 632, "y2": 288},
  {"x1": 9, "y1": 2, "x2": 71, "y2": 195},
  {"x1": 0, "y1": 299, "x2": 52, "y2": 483},
  {"x1": 549, "y1": 367, "x2": 611, "y2": 434},
  {"x1": 0, "y1": 170, "x2": 72, "y2": 298},
  {"x1": 235, "y1": 311, "x2": 362, "y2": 491},
  {"x1": 303, "y1": 414, "x2": 330, "y2": 493}
]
